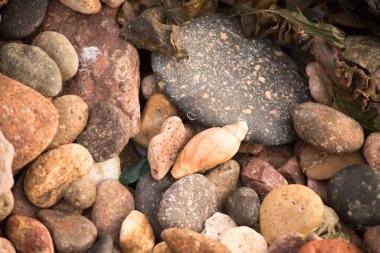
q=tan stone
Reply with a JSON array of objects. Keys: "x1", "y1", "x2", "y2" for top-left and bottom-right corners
[
  {"x1": 101, "y1": 0, "x2": 124, "y2": 8},
  {"x1": 0, "y1": 190, "x2": 14, "y2": 221},
  {"x1": 153, "y1": 242, "x2": 173, "y2": 253},
  {"x1": 59, "y1": 0, "x2": 101, "y2": 14},
  {"x1": 0, "y1": 238, "x2": 16, "y2": 253},
  {"x1": 298, "y1": 239, "x2": 363, "y2": 253},
  {"x1": 63, "y1": 176, "x2": 96, "y2": 209},
  {"x1": 0, "y1": 130, "x2": 14, "y2": 194}
]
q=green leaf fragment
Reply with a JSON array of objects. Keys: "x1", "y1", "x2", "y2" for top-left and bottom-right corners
[{"x1": 119, "y1": 157, "x2": 150, "y2": 186}]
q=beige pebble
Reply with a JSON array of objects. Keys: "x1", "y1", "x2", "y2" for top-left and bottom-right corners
[
  {"x1": 101, "y1": 0, "x2": 124, "y2": 7},
  {"x1": 0, "y1": 190, "x2": 14, "y2": 222},
  {"x1": 153, "y1": 242, "x2": 173, "y2": 253},
  {"x1": 59, "y1": 0, "x2": 101, "y2": 14},
  {"x1": 220, "y1": 226, "x2": 268, "y2": 253}
]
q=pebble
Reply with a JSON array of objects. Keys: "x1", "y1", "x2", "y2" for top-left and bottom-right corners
[
  {"x1": 0, "y1": 238, "x2": 16, "y2": 253},
  {"x1": 259, "y1": 184, "x2": 324, "y2": 244},
  {"x1": 238, "y1": 142, "x2": 263, "y2": 155},
  {"x1": 135, "y1": 173, "x2": 174, "y2": 239},
  {"x1": 305, "y1": 62, "x2": 333, "y2": 105},
  {"x1": 76, "y1": 102, "x2": 129, "y2": 162},
  {"x1": 364, "y1": 225, "x2": 380, "y2": 253},
  {"x1": 0, "y1": 130, "x2": 14, "y2": 194},
  {"x1": 268, "y1": 233, "x2": 306, "y2": 253},
  {"x1": 141, "y1": 74, "x2": 162, "y2": 99},
  {"x1": 41, "y1": 1, "x2": 141, "y2": 137},
  {"x1": 157, "y1": 174, "x2": 217, "y2": 232},
  {"x1": 299, "y1": 145, "x2": 366, "y2": 180},
  {"x1": 134, "y1": 93, "x2": 179, "y2": 148},
  {"x1": 307, "y1": 178, "x2": 328, "y2": 203},
  {"x1": 277, "y1": 157, "x2": 306, "y2": 185},
  {"x1": 148, "y1": 116, "x2": 186, "y2": 180},
  {"x1": 101, "y1": 0, "x2": 124, "y2": 8},
  {"x1": 298, "y1": 239, "x2": 363, "y2": 253},
  {"x1": 0, "y1": 43, "x2": 62, "y2": 97},
  {"x1": 327, "y1": 164, "x2": 380, "y2": 228},
  {"x1": 153, "y1": 242, "x2": 173, "y2": 253},
  {"x1": 220, "y1": 226, "x2": 268, "y2": 253},
  {"x1": 293, "y1": 102, "x2": 364, "y2": 154},
  {"x1": 24, "y1": 143, "x2": 93, "y2": 208},
  {"x1": 63, "y1": 176, "x2": 96, "y2": 209},
  {"x1": 253, "y1": 144, "x2": 293, "y2": 169},
  {"x1": 0, "y1": 190, "x2": 14, "y2": 221},
  {"x1": 241, "y1": 157, "x2": 288, "y2": 199},
  {"x1": 38, "y1": 209, "x2": 97, "y2": 253},
  {"x1": 52, "y1": 200, "x2": 83, "y2": 215},
  {"x1": 0, "y1": 0, "x2": 48, "y2": 39},
  {"x1": 201, "y1": 212, "x2": 237, "y2": 241},
  {"x1": 48, "y1": 95, "x2": 89, "y2": 149},
  {"x1": 0, "y1": 73, "x2": 59, "y2": 170},
  {"x1": 205, "y1": 160, "x2": 240, "y2": 211},
  {"x1": 32, "y1": 31, "x2": 79, "y2": 81},
  {"x1": 88, "y1": 235, "x2": 113, "y2": 253},
  {"x1": 363, "y1": 132, "x2": 380, "y2": 171},
  {"x1": 59, "y1": 0, "x2": 101, "y2": 14},
  {"x1": 225, "y1": 187, "x2": 260, "y2": 227},
  {"x1": 90, "y1": 155, "x2": 121, "y2": 184},
  {"x1": 119, "y1": 210, "x2": 155, "y2": 253},
  {"x1": 91, "y1": 179, "x2": 135, "y2": 242},
  {"x1": 6, "y1": 215, "x2": 54, "y2": 253},
  {"x1": 162, "y1": 228, "x2": 232, "y2": 253},
  {"x1": 152, "y1": 14, "x2": 309, "y2": 145}
]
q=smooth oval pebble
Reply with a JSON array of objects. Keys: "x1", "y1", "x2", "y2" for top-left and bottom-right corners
[
  {"x1": 0, "y1": 237, "x2": 16, "y2": 253},
  {"x1": 38, "y1": 209, "x2": 97, "y2": 253},
  {"x1": 201, "y1": 212, "x2": 237, "y2": 241},
  {"x1": 0, "y1": 43, "x2": 62, "y2": 97},
  {"x1": 24, "y1": 143, "x2": 93, "y2": 208},
  {"x1": 364, "y1": 225, "x2": 380, "y2": 253},
  {"x1": 293, "y1": 102, "x2": 364, "y2": 154},
  {"x1": 220, "y1": 226, "x2": 268, "y2": 253},
  {"x1": 119, "y1": 210, "x2": 155, "y2": 253},
  {"x1": 327, "y1": 165, "x2": 380, "y2": 228},
  {"x1": 157, "y1": 174, "x2": 217, "y2": 232},
  {"x1": 298, "y1": 239, "x2": 363, "y2": 253},
  {"x1": 259, "y1": 184, "x2": 324, "y2": 244},
  {"x1": 153, "y1": 242, "x2": 173, "y2": 253},
  {"x1": 0, "y1": 190, "x2": 14, "y2": 221},
  {"x1": 0, "y1": 129, "x2": 14, "y2": 194},
  {"x1": 59, "y1": 0, "x2": 101, "y2": 14},
  {"x1": 32, "y1": 31, "x2": 79, "y2": 81},
  {"x1": 6, "y1": 215, "x2": 54, "y2": 253},
  {"x1": 90, "y1": 155, "x2": 121, "y2": 184},
  {"x1": 363, "y1": 132, "x2": 380, "y2": 171},
  {"x1": 63, "y1": 176, "x2": 96, "y2": 209}
]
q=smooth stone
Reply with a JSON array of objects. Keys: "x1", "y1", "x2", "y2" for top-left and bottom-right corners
[
  {"x1": 0, "y1": 0, "x2": 48, "y2": 39},
  {"x1": 0, "y1": 73, "x2": 59, "y2": 170},
  {"x1": 48, "y1": 95, "x2": 89, "y2": 149},
  {"x1": 220, "y1": 226, "x2": 268, "y2": 253},
  {"x1": 0, "y1": 0, "x2": 8, "y2": 8},
  {"x1": 364, "y1": 225, "x2": 380, "y2": 253},
  {"x1": 293, "y1": 102, "x2": 364, "y2": 154},
  {"x1": 41, "y1": 1, "x2": 140, "y2": 137},
  {"x1": 90, "y1": 155, "x2": 121, "y2": 184},
  {"x1": 24, "y1": 144, "x2": 93, "y2": 208},
  {"x1": 201, "y1": 212, "x2": 237, "y2": 241},
  {"x1": 268, "y1": 233, "x2": 306, "y2": 253},
  {"x1": 0, "y1": 43, "x2": 62, "y2": 97},
  {"x1": 134, "y1": 93, "x2": 179, "y2": 148},
  {"x1": 0, "y1": 130, "x2": 14, "y2": 194},
  {"x1": 327, "y1": 165, "x2": 380, "y2": 228},
  {"x1": 152, "y1": 15, "x2": 309, "y2": 145},
  {"x1": 162, "y1": 228, "x2": 232, "y2": 253},
  {"x1": 253, "y1": 144, "x2": 293, "y2": 169},
  {"x1": 119, "y1": 210, "x2": 155, "y2": 253},
  {"x1": 135, "y1": 173, "x2": 174, "y2": 239},
  {"x1": 0, "y1": 238, "x2": 16, "y2": 253},
  {"x1": 38, "y1": 209, "x2": 97, "y2": 253},
  {"x1": 153, "y1": 242, "x2": 173, "y2": 253},
  {"x1": 277, "y1": 157, "x2": 306, "y2": 185},
  {"x1": 0, "y1": 190, "x2": 14, "y2": 221},
  {"x1": 239, "y1": 141, "x2": 263, "y2": 155},
  {"x1": 260, "y1": 184, "x2": 324, "y2": 244},
  {"x1": 363, "y1": 132, "x2": 380, "y2": 171},
  {"x1": 158, "y1": 174, "x2": 217, "y2": 232},
  {"x1": 141, "y1": 74, "x2": 162, "y2": 100},
  {"x1": 76, "y1": 102, "x2": 129, "y2": 162},
  {"x1": 59, "y1": 0, "x2": 101, "y2": 14},
  {"x1": 6, "y1": 215, "x2": 54, "y2": 253},
  {"x1": 307, "y1": 178, "x2": 328, "y2": 203},
  {"x1": 306, "y1": 62, "x2": 332, "y2": 105},
  {"x1": 205, "y1": 159, "x2": 240, "y2": 211},
  {"x1": 101, "y1": 0, "x2": 124, "y2": 8},
  {"x1": 63, "y1": 176, "x2": 96, "y2": 209},
  {"x1": 32, "y1": 31, "x2": 79, "y2": 81},
  {"x1": 298, "y1": 239, "x2": 363, "y2": 253},
  {"x1": 88, "y1": 235, "x2": 113, "y2": 253},
  {"x1": 91, "y1": 179, "x2": 135, "y2": 242},
  {"x1": 52, "y1": 200, "x2": 83, "y2": 215}
]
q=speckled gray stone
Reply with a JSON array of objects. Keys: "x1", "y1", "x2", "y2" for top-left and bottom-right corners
[
  {"x1": 157, "y1": 174, "x2": 218, "y2": 232},
  {"x1": 152, "y1": 15, "x2": 309, "y2": 145}
]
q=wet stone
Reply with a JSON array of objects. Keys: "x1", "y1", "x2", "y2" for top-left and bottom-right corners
[{"x1": 152, "y1": 14, "x2": 309, "y2": 145}]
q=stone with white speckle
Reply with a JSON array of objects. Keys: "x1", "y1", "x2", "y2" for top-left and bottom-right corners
[
  {"x1": 201, "y1": 212, "x2": 237, "y2": 241},
  {"x1": 151, "y1": 15, "x2": 309, "y2": 145}
]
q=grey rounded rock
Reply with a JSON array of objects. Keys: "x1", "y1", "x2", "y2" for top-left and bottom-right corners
[
  {"x1": 152, "y1": 15, "x2": 309, "y2": 145},
  {"x1": 88, "y1": 235, "x2": 113, "y2": 253}
]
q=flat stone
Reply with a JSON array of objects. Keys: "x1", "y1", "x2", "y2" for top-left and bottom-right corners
[
  {"x1": 0, "y1": 0, "x2": 48, "y2": 39},
  {"x1": 0, "y1": 190, "x2": 13, "y2": 221},
  {"x1": 0, "y1": 238, "x2": 16, "y2": 253},
  {"x1": 152, "y1": 15, "x2": 309, "y2": 145},
  {"x1": 327, "y1": 165, "x2": 380, "y2": 228},
  {"x1": 38, "y1": 209, "x2": 97, "y2": 253},
  {"x1": 0, "y1": 130, "x2": 14, "y2": 194},
  {"x1": 88, "y1": 235, "x2": 113, "y2": 253},
  {"x1": 220, "y1": 226, "x2": 268, "y2": 253},
  {"x1": 41, "y1": 0, "x2": 140, "y2": 137},
  {"x1": 201, "y1": 212, "x2": 237, "y2": 241}
]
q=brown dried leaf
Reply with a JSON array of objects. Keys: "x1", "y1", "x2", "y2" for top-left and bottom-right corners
[{"x1": 161, "y1": 0, "x2": 207, "y2": 24}]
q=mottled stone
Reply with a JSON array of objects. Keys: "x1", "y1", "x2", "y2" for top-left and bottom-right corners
[
  {"x1": 238, "y1": 142, "x2": 263, "y2": 155},
  {"x1": 298, "y1": 239, "x2": 363, "y2": 253},
  {"x1": 63, "y1": 176, "x2": 96, "y2": 209},
  {"x1": 327, "y1": 165, "x2": 380, "y2": 228},
  {"x1": 277, "y1": 157, "x2": 306, "y2": 185},
  {"x1": 158, "y1": 174, "x2": 217, "y2": 232},
  {"x1": 41, "y1": 0, "x2": 140, "y2": 137},
  {"x1": 268, "y1": 233, "x2": 306, "y2": 253},
  {"x1": 0, "y1": 43, "x2": 62, "y2": 97},
  {"x1": 52, "y1": 200, "x2": 83, "y2": 215},
  {"x1": 88, "y1": 235, "x2": 113, "y2": 253},
  {"x1": 201, "y1": 212, "x2": 237, "y2": 241},
  {"x1": 293, "y1": 102, "x2": 364, "y2": 154},
  {"x1": 91, "y1": 179, "x2": 135, "y2": 242},
  {"x1": 253, "y1": 144, "x2": 293, "y2": 169},
  {"x1": 0, "y1": 74, "x2": 58, "y2": 171},
  {"x1": 59, "y1": 0, "x2": 101, "y2": 14},
  {"x1": 0, "y1": 130, "x2": 14, "y2": 194},
  {"x1": 152, "y1": 15, "x2": 309, "y2": 145},
  {"x1": 260, "y1": 184, "x2": 324, "y2": 244},
  {"x1": 48, "y1": 95, "x2": 89, "y2": 149},
  {"x1": 135, "y1": 173, "x2": 174, "y2": 239},
  {"x1": 220, "y1": 226, "x2": 268, "y2": 253},
  {"x1": 306, "y1": 62, "x2": 333, "y2": 105},
  {"x1": 205, "y1": 160, "x2": 240, "y2": 211},
  {"x1": 0, "y1": 238, "x2": 16, "y2": 253},
  {"x1": 307, "y1": 178, "x2": 328, "y2": 203},
  {"x1": 162, "y1": 228, "x2": 232, "y2": 253},
  {"x1": 141, "y1": 74, "x2": 162, "y2": 99},
  {"x1": 6, "y1": 215, "x2": 54, "y2": 253},
  {"x1": 364, "y1": 225, "x2": 380, "y2": 253},
  {"x1": 38, "y1": 209, "x2": 97, "y2": 253},
  {"x1": 153, "y1": 242, "x2": 173, "y2": 253},
  {"x1": 101, "y1": 0, "x2": 124, "y2": 8},
  {"x1": 0, "y1": 0, "x2": 48, "y2": 39},
  {"x1": 24, "y1": 144, "x2": 93, "y2": 208},
  {"x1": 0, "y1": 190, "x2": 13, "y2": 221},
  {"x1": 90, "y1": 155, "x2": 121, "y2": 184},
  {"x1": 363, "y1": 132, "x2": 380, "y2": 171},
  {"x1": 119, "y1": 210, "x2": 155, "y2": 253}
]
